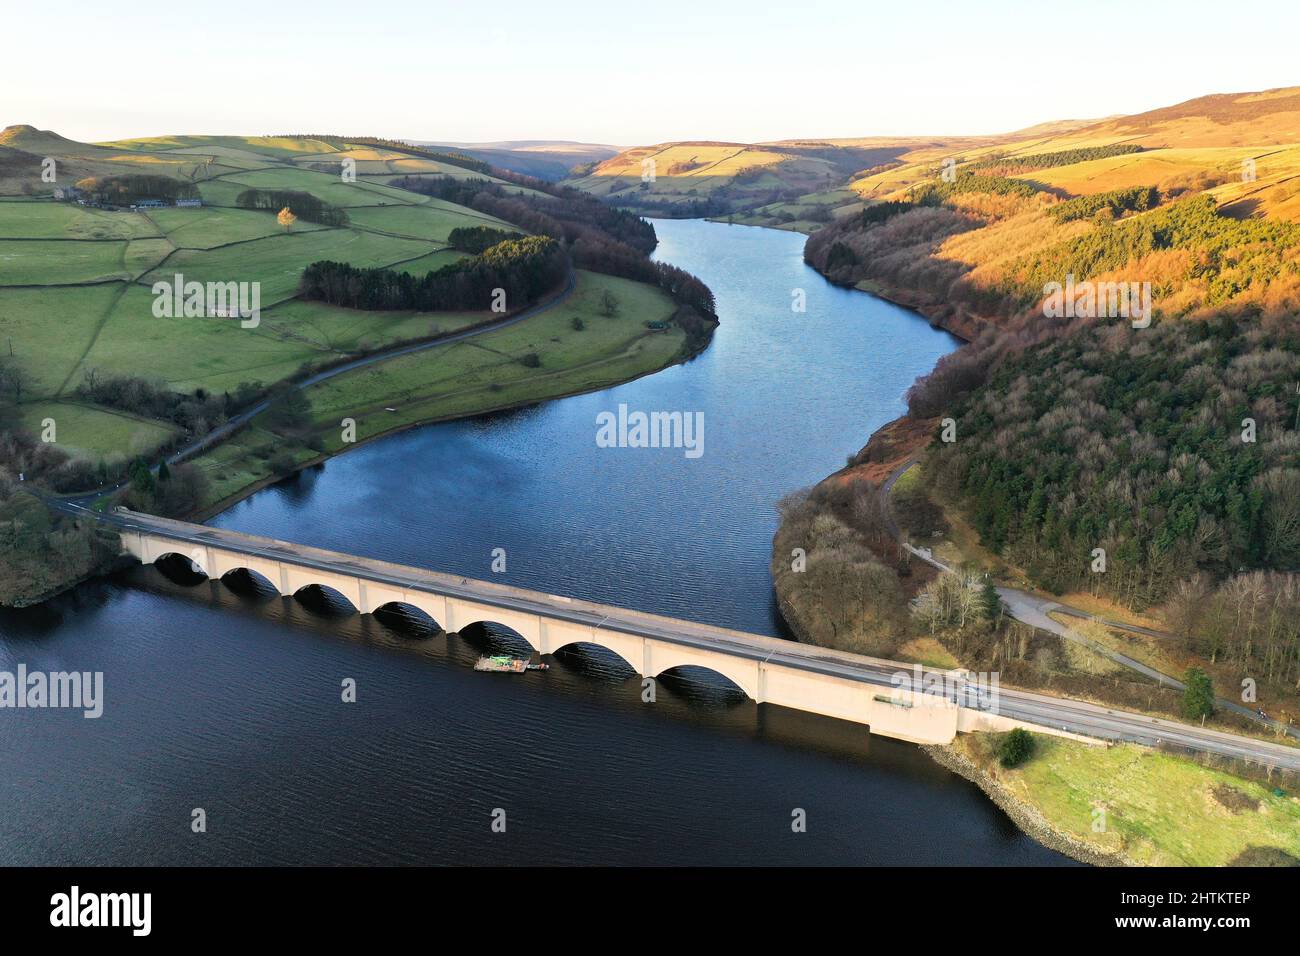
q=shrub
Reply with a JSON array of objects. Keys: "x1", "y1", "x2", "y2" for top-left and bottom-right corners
[{"x1": 997, "y1": 728, "x2": 1035, "y2": 768}]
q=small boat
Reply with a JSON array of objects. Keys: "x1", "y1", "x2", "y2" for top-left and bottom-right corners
[{"x1": 474, "y1": 655, "x2": 549, "y2": 673}]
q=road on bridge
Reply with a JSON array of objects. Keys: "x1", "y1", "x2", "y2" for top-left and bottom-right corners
[{"x1": 56, "y1": 503, "x2": 1300, "y2": 773}]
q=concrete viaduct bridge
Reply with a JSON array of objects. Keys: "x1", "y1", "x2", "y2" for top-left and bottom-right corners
[
  {"x1": 75, "y1": 506, "x2": 1300, "y2": 770},
  {"x1": 93, "y1": 507, "x2": 1034, "y2": 747}
]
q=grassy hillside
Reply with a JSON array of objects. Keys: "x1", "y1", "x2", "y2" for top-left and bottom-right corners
[
  {"x1": 954, "y1": 733, "x2": 1300, "y2": 866},
  {"x1": 0, "y1": 129, "x2": 711, "y2": 525},
  {"x1": 773, "y1": 87, "x2": 1300, "y2": 746},
  {"x1": 415, "y1": 140, "x2": 620, "y2": 180},
  {"x1": 189, "y1": 270, "x2": 684, "y2": 510},
  {"x1": 563, "y1": 139, "x2": 938, "y2": 217}
]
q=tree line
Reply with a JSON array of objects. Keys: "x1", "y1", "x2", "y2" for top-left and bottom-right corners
[
  {"x1": 74, "y1": 174, "x2": 199, "y2": 205},
  {"x1": 910, "y1": 172, "x2": 1046, "y2": 205},
  {"x1": 297, "y1": 235, "x2": 569, "y2": 312},
  {"x1": 390, "y1": 174, "x2": 717, "y2": 341},
  {"x1": 1046, "y1": 185, "x2": 1160, "y2": 223},
  {"x1": 235, "y1": 188, "x2": 349, "y2": 226},
  {"x1": 1167, "y1": 571, "x2": 1300, "y2": 690},
  {"x1": 392, "y1": 174, "x2": 657, "y2": 253},
  {"x1": 448, "y1": 225, "x2": 523, "y2": 253},
  {"x1": 76, "y1": 372, "x2": 261, "y2": 437},
  {"x1": 968, "y1": 144, "x2": 1144, "y2": 175}
]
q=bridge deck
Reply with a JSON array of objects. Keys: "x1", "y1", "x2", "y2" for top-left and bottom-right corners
[{"x1": 71, "y1": 504, "x2": 1300, "y2": 770}]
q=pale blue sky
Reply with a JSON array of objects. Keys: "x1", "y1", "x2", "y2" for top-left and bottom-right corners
[{"x1": 6, "y1": 0, "x2": 1297, "y2": 145}]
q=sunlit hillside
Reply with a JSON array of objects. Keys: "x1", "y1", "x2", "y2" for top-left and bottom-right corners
[
  {"x1": 0, "y1": 128, "x2": 700, "y2": 512},
  {"x1": 563, "y1": 139, "x2": 945, "y2": 217}
]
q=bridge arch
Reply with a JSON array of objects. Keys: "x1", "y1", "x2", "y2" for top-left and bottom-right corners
[
  {"x1": 654, "y1": 664, "x2": 755, "y2": 701},
  {"x1": 548, "y1": 641, "x2": 640, "y2": 678},
  {"x1": 370, "y1": 601, "x2": 442, "y2": 636},
  {"x1": 292, "y1": 582, "x2": 360, "y2": 617},
  {"x1": 219, "y1": 566, "x2": 280, "y2": 599},
  {"x1": 153, "y1": 551, "x2": 210, "y2": 583},
  {"x1": 456, "y1": 620, "x2": 539, "y2": 657}
]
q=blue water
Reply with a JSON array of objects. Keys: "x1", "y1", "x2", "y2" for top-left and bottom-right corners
[
  {"x1": 212, "y1": 219, "x2": 958, "y2": 633},
  {"x1": 0, "y1": 220, "x2": 1072, "y2": 865}
]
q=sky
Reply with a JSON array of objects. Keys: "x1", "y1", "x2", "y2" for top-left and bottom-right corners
[{"x1": 5, "y1": 0, "x2": 1298, "y2": 147}]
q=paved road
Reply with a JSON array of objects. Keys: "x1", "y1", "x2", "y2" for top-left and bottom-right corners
[
  {"x1": 57, "y1": 271, "x2": 579, "y2": 506},
  {"x1": 884, "y1": 459, "x2": 1299, "y2": 741},
  {"x1": 57, "y1": 503, "x2": 1300, "y2": 771}
]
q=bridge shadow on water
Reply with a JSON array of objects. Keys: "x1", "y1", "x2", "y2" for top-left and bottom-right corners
[
  {"x1": 113, "y1": 563, "x2": 831, "y2": 736},
  {"x1": 88, "y1": 561, "x2": 1061, "y2": 858}
]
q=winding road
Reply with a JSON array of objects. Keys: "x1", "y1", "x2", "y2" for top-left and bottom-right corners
[{"x1": 885, "y1": 458, "x2": 1298, "y2": 741}]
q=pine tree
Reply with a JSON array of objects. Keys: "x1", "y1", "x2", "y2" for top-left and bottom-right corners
[
  {"x1": 980, "y1": 580, "x2": 1002, "y2": 622},
  {"x1": 1181, "y1": 667, "x2": 1216, "y2": 721}
]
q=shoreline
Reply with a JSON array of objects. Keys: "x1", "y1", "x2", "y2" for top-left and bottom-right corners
[
  {"x1": 920, "y1": 742, "x2": 1128, "y2": 866},
  {"x1": 772, "y1": 577, "x2": 1118, "y2": 867},
  {"x1": 28, "y1": 215, "x2": 1102, "y2": 864},
  {"x1": 189, "y1": 335, "x2": 712, "y2": 522},
  {"x1": 10, "y1": 317, "x2": 712, "y2": 610},
  {"x1": 766, "y1": 253, "x2": 1123, "y2": 865},
  {"x1": 771, "y1": 566, "x2": 1111, "y2": 865}
]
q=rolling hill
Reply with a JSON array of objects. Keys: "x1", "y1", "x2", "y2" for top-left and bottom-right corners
[
  {"x1": 562, "y1": 121, "x2": 1109, "y2": 226},
  {"x1": 0, "y1": 129, "x2": 703, "y2": 516},
  {"x1": 562, "y1": 139, "x2": 949, "y2": 217},
  {"x1": 415, "y1": 140, "x2": 621, "y2": 180},
  {"x1": 772, "y1": 86, "x2": 1300, "y2": 706}
]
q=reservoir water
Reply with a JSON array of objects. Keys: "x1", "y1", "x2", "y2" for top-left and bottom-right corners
[{"x1": 0, "y1": 219, "x2": 1070, "y2": 865}]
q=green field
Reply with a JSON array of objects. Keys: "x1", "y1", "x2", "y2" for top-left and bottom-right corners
[
  {"x1": 391, "y1": 249, "x2": 467, "y2": 275},
  {"x1": 147, "y1": 206, "x2": 328, "y2": 248},
  {"x1": 0, "y1": 284, "x2": 125, "y2": 396},
  {"x1": 300, "y1": 271, "x2": 676, "y2": 423},
  {"x1": 0, "y1": 131, "x2": 696, "y2": 513},
  {"x1": 0, "y1": 202, "x2": 161, "y2": 240},
  {"x1": 249, "y1": 298, "x2": 486, "y2": 358},
  {"x1": 17, "y1": 401, "x2": 179, "y2": 463},
  {"x1": 218, "y1": 167, "x2": 421, "y2": 208},
  {"x1": 0, "y1": 238, "x2": 130, "y2": 285},
  {"x1": 140, "y1": 228, "x2": 434, "y2": 306},
  {"x1": 343, "y1": 200, "x2": 513, "y2": 241},
  {"x1": 960, "y1": 734, "x2": 1300, "y2": 866},
  {"x1": 71, "y1": 284, "x2": 328, "y2": 393}
]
